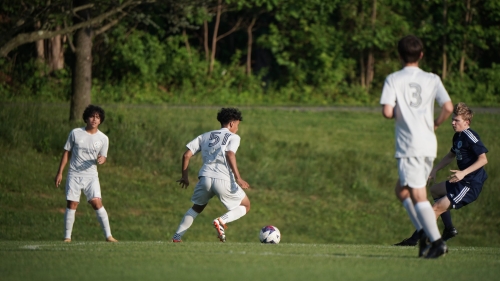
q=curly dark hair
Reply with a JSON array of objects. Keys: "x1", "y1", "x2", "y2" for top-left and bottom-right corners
[
  {"x1": 83, "y1": 104, "x2": 105, "y2": 124},
  {"x1": 398, "y1": 35, "x2": 423, "y2": 63},
  {"x1": 217, "y1": 108, "x2": 242, "y2": 125}
]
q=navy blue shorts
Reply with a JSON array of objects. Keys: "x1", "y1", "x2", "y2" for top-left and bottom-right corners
[{"x1": 446, "y1": 180, "x2": 484, "y2": 209}]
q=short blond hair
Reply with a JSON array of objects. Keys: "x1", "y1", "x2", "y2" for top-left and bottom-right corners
[{"x1": 454, "y1": 102, "x2": 474, "y2": 124}]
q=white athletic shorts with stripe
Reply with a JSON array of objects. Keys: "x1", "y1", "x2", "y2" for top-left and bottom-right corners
[
  {"x1": 65, "y1": 176, "x2": 102, "y2": 202},
  {"x1": 397, "y1": 157, "x2": 435, "y2": 188},
  {"x1": 191, "y1": 176, "x2": 246, "y2": 211}
]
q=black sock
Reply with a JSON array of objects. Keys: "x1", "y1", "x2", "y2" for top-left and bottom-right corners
[
  {"x1": 434, "y1": 197, "x2": 454, "y2": 229},
  {"x1": 408, "y1": 229, "x2": 423, "y2": 242}
]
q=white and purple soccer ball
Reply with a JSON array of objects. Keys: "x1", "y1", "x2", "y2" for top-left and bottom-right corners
[{"x1": 259, "y1": 225, "x2": 281, "y2": 244}]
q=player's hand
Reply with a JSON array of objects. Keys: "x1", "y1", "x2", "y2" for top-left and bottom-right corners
[
  {"x1": 55, "y1": 174, "x2": 62, "y2": 187},
  {"x1": 448, "y1": 170, "x2": 465, "y2": 183},
  {"x1": 97, "y1": 155, "x2": 106, "y2": 165},
  {"x1": 427, "y1": 170, "x2": 437, "y2": 186},
  {"x1": 236, "y1": 178, "x2": 250, "y2": 189},
  {"x1": 176, "y1": 177, "x2": 189, "y2": 188}
]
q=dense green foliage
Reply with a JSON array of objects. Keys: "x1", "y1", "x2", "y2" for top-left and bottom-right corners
[
  {"x1": 1, "y1": 0, "x2": 500, "y2": 105},
  {"x1": 2, "y1": 241, "x2": 500, "y2": 281},
  {"x1": 0, "y1": 104, "x2": 499, "y2": 245}
]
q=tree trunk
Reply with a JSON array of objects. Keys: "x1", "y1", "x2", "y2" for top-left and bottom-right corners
[
  {"x1": 182, "y1": 29, "x2": 192, "y2": 64},
  {"x1": 49, "y1": 26, "x2": 65, "y2": 71},
  {"x1": 366, "y1": 0, "x2": 377, "y2": 89},
  {"x1": 442, "y1": 0, "x2": 448, "y2": 80},
  {"x1": 203, "y1": 18, "x2": 209, "y2": 62},
  {"x1": 360, "y1": 53, "x2": 366, "y2": 87},
  {"x1": 209, "y1": 0, "x2": 222, "y2": 75},
  {"x1": 246, "y1": 16, "x2": 257, "y2": 76},
  {"x1": 459, "y1": 0, "x2": 472, "y2": 77},
  {"x1": 70, "y1": 0, "x2": 93, "y2": 122}
]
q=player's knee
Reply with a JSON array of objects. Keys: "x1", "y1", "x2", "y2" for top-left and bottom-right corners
[{"x1": 88, "y1": 198, "x2": 103, "y2": 210}]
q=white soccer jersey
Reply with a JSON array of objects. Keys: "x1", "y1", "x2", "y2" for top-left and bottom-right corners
[
  {"x1": 64, "y1": 128, "x2": 109, "y2": 177},
  {"x1": 186, "y1": 128, "x2": 240, "y2": 182},
  {"x1": 380, "y1": 66, "x2": 451, "y2": 158}
]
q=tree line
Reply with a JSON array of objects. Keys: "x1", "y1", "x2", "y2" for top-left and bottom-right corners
[{"x1": 1, "y1": 0, "x2": 499, "y2": 120}]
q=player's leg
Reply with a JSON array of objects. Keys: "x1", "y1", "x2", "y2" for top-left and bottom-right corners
[
  {"x1": 431, "y1": 181, "x2": 457, "y2": 241},
  {"x1": 212, "y1": 179, "x2": 249, "y2": 242},
  {"x1": 172, "y1": 204, "x2": 207, "y2": 242},
  {"x1": 64, "y1": 177, "x2": 81, "y2": 242},
  {"x1": 85, "y1": 178, "x2": 117, "y2": 242},
  {"x1": 393, "y1": 178, "x2": 424, "y2": 246},
  {"x1": 172, "y1": 177, "x2": 213, "y2": 242}
]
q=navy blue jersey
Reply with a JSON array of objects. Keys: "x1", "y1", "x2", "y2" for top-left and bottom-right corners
[{"x1": 450, "y1": 128, "x2": 488, "y2": 182}]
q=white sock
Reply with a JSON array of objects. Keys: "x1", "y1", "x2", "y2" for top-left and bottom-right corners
[
  {"x1": 173, "y1": 208, "x2": 199, "y2": 240},
  {"x1": 95, "y1": 207, "x2": 112, "y2": 238},
  {"x1": 402, "y1": 197, "x2": 422, "y2": 231},
  {"x1": 64, "y1": 208, "x2": 76, "y2": 239},
  {"x1": 415, "y1": 201, "x2": 441, "y2": 242},
  {"x1": 219, "y1": 206, "x2": 247, "y2": 224}
]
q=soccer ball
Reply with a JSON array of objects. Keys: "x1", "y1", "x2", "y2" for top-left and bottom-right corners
[{"x1": 259, "y1": 225, "x2": 281, "y2": 244}]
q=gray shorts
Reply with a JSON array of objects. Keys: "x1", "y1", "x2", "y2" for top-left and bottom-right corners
[
  {"x1": 65, "y1": 176, "x2": 101, "y2": 202},
  {"x1": 191, "y1": 176, "x2": 246, "y2": 211}
]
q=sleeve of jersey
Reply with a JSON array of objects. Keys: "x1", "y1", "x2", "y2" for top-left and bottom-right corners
[
  {"x1": 380, "y1": 76, "x2": 396, "y2": 107},
  {"x1": 63, "y1": 130, "x2": 74, "y2": 151},
  {"x1": 469, "y1": 136, "x2": 488, "y2": 156},
  {"x1": 434, "y1": 76, "x2": 451, "y2": 106},
  {"x1": 100, "y1": 136, "x2": 109, "y2": 157},
  {"x1": 225, "y1": 134, "x2": 241, "y2": 153},
  {"x1": 186, "y1": 135, "x2": 202, "y2": 155}
]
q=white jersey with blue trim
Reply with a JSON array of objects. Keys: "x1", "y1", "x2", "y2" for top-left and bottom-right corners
[
  {"x1": 64, "y1": 128, "x2": 109, "y2": 177},
  {"x1": 380, "y1": 66, "x2": 451, "y2": 158},
  {"x1": 186, "y1": 128, "x2": 240, "y2": 182}
]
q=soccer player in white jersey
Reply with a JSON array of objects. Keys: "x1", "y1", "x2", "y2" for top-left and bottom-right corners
[
  {"x1": 54, "y1": 105, "x2": 117, "y2": 243},
  {"x1": 380, "y1": 35, "x2": 453, "y2": 258},
  {"x1": 172, "y1": 108, "x2": 250, "y2": 242}
]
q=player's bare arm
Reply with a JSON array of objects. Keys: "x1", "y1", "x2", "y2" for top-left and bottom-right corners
[
  {"x1": 382, "y1": 104, "x2": 394, "y2": 119},
  {"x1": 225, "y1": 150, "x2": 250, "y2": 189},
  {"x1": 428, "y1": 151, "x2": 456, "y2": 182},
  {"x1": 434, "y1": 101, "x2": 454, "y2": 130},
  {"x1": 176, "y1": 149, "x2": 193, "y2": 188},
  {"x1": 55, "y1": 150, "x2": 71, "y2": 187},
  {"x1": 449, "y1": 153, "x2": 488, "y2": 183}
]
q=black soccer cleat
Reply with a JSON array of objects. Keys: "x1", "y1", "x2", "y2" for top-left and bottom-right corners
[
  {"x1": 418, "y1": 232, "x2": 431, "y2": 257},
  {"x1": 394, "y1": 238, "x2": 417, "y2": 246},
  {"x1": 424, "y1": 240, "x2": 448, "y2": 259},
  {"x1": 442, "y1": 227, "x2": 458, "y2": 241}
]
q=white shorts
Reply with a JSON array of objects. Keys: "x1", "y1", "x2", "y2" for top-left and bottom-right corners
[
  {"x1": 191, "y1": 176, "x2": 246, "y2": 211},
  {"x1": 397, "y1": 157, "x2": 434, "y2": 188},
  {"x1": 65, "y1": 176, "x2": 102, "y2": 202}
]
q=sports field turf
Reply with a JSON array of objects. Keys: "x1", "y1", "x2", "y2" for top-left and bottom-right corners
[{"x1": 1, "y1": 241, "x2": 499, "y2": 281}]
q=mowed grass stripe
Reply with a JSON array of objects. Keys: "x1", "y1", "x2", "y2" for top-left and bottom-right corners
[{"x1": 1, "y1": 242, "x2": 499, "y2": 281}]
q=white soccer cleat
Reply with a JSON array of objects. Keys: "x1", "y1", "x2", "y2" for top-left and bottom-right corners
[{"x1": 213, "y1": 218, "x2": 226, "y2": 242}]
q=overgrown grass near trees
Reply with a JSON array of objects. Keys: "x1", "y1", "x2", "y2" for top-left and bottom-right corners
[{"x1": 0, "y1": 103, "x2": 499, "y2": 246}]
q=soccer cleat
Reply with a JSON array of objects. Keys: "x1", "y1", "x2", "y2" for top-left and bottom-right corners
[
  {"x1": 172, "y1": 239, "x2": 182, "y2": 243},
  {"x1": 63, "y1": 238, "x2": 71, "y2": 243},
  {"x1": 424, "y1": 240, "x2": 448, "y2": 259},
  {"x1": 213, "y1": 218, "x2": 226, "y2": 242},
  {"x1": 442, "y1": 227, "x2": 458, "y2": 241},
  {"x1": 393, "y1": 238, "x2": 417, "y2": 246},
  {"x1": 106, "y1": 236, "x2": 118, "y2": 242},
  {"x1": 418, "y1": 232, "x2": 431, "y2": 257}
]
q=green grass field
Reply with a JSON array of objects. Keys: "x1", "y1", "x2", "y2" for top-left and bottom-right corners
[
  {"x1": 0, "y1": 103, "x2": 499, "y2": 280},
  {"x1": 2, "y1": 241, "x2": 499, "y2": 281}
]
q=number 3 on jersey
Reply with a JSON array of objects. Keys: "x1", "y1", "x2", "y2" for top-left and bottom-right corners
[
  {"x1": 209, "y1": 132, "x2": 231, "y2": 147},
  {"x1": 409, "y1": 83, "x2": 422, "y2": 108}
]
